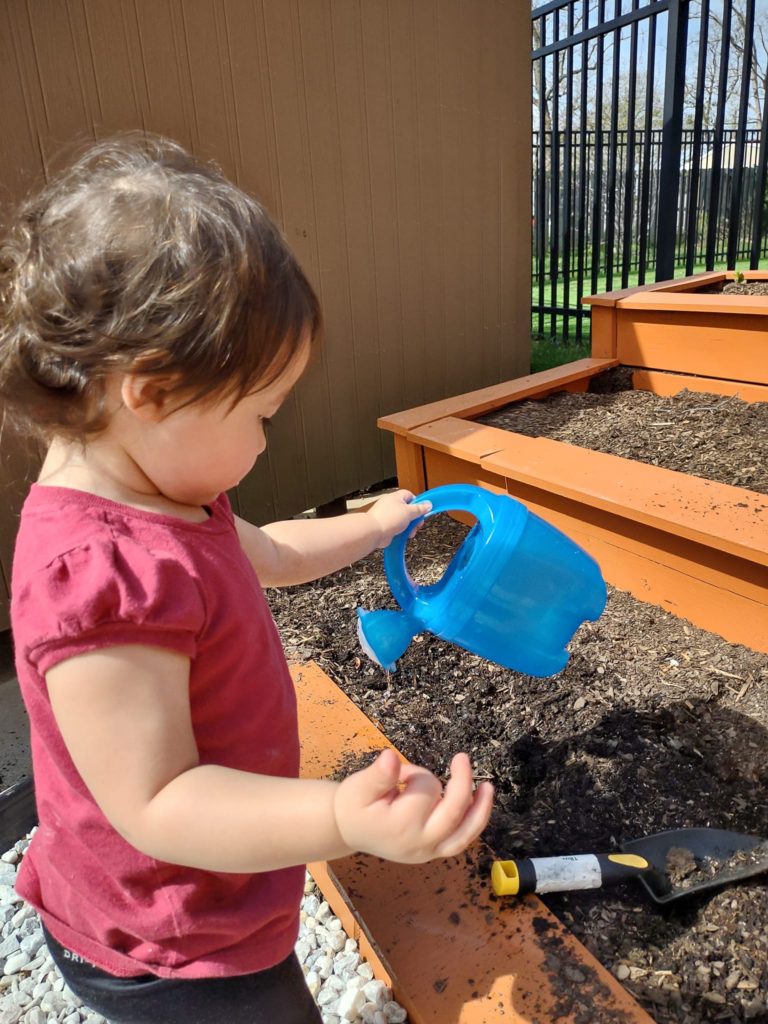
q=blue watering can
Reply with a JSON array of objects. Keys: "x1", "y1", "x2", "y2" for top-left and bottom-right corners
[{"x1": 357, "y1": 484, "x2": 607, "y2": 678}]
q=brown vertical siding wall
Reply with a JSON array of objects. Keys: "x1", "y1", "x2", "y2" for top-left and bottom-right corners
[{"x1": 0, "y1": 0, "x2": 531, "y2": 627}]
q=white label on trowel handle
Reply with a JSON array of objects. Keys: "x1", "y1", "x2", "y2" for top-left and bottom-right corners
[{"x1": 531, "y1": 854, "x2": 602, "y2": 893}]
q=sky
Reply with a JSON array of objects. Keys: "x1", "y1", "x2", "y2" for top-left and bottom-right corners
[{"x1": 533, "y1": 0, "x2": 768, "y2": 128}]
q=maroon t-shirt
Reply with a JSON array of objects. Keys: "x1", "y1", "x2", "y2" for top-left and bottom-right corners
[{"x1": 11, "y1": 485, "x2": 303, "y2": 978}]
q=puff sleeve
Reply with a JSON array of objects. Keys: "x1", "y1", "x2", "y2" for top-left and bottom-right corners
[{"x1": 16, "y1": 537, "x2": 207, "y2": 677}]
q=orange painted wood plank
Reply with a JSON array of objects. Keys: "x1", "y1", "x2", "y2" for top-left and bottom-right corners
[
  {"x1": 391, "y1": 436, "x2": 768, "y2": 651},
  {"x1": 584, "y1": 270, "x2": 768, "y2": 309},
  {"x1": 582, "y1": 272, "x2": 725, "y2": 306},
  {"x1": 414, "y1": 446, "x2": 768, "y2": 651},
  {"x1": 393, "y1": 435, "x2": 427, "y2": 495},
  {"x1": 401, "y1": 419, "x2": 768, "y2": 567},
  {"x1": 617, "y1": 291, "x2": 768, "y2": 315},
  {"x1": 378, "y1": 358, "x2": 619, "y2": 436},
  {"x1": 294, "y1": 662, "x2": 652, "y2": 1024},
  {"x1": 409, "y1": 419, "x2": 511, "y2": 460},
  {"x1": 616, "y1": 310, "x2": 768, "y2": 384},
  {"x1": 419, "y1": 443, "x2": 766, "y2": 602},
  {"x1": 632, "y1": 370, "x2": 768, "y2": 403},
  {"x1": 497, "y1": 479, "x2": 768, "y2": 654},
  {"x1": 481, "y1": 433, "x2": 768, "y2": 567},
  {"x1": 419, "y1": 449, "x2": 508, "y2": 530},
  {"x1": 589, "y1": 304, "x2": 618, "y2": 357},
  {"x1": 419, "y1": 448, "x2": 508, "y2": 527}
]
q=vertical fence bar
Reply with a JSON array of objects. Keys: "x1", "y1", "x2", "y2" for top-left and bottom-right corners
[
  {"x1": 561, "y1": 1, "x2": 575, "y2": 340},
  {"x1": 741, "y1": 129, "x2": 756, "y2": 261},
  {"x1": 590, "y1": 0, "x2": 607, "y2": 294},
  {"x1": 685, "y1": 2, "x2": 709, "y2": 276},
  {"x1": 655, "y1": 0, "x2": 689, "y2": 280},
  {"x1": 549, "y1": 12, "x2": 561, "y2": 336},
  {"x1": 606, "y1": 1, "x2": 626, "y2": 292},
  {"x1": 750, "y1": 80, "x2": 768, "y2": 268},
  {"x1": 536, "y1": 15, "x2": 547, "y2": 335},
  {"x1": 604, "y1": 0, "x2": 622, "y2": 291},
  {"x1": 621, "y1": 1, "x2": 640, "y2": 288},
  {"x1": 705, "y1": 1, "x2": 732, "y2": 270},
  {"x1": 676, "y1": 130, "x2": 691, "y2": 267},
  {"x1": 637, "y1": 11, "x2": 657, "y2": 285},
  {"x1": 576, "y1": 0, "x2": 590, "y2": 340},
  {"x1": 727, "y1": 0, "x2": 756, "y2": 268}
]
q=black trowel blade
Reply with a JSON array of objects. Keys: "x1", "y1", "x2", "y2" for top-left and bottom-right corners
[{"x1": 621, "y1": 827, "x2": 768, "y2": 904}]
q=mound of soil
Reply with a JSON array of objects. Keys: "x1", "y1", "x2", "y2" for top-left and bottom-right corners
[
  {"x1": 707, "y1": 281, "x2": 768, "y2": 296},
  {"x1": 478, "y1": 371, "x2": 768, "y2": 494},
  {"x1": 268, "y1": 517, "x2": 768, "y2": 1024}
]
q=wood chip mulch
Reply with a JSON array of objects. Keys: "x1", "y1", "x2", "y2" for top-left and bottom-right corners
[
  {"x1": 269, "y1": 514, "x2": 768, "y2": 1024},
  {"x1": 478, "y1": 367, "x2": 768, "y2": 495}
]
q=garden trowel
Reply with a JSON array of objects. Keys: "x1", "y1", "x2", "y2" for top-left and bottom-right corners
[{"x1": 491, "y1": 827, "x2": 768, "y2": 905}]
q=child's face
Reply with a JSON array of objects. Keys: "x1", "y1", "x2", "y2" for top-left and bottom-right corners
[{"x1": 128, "y1": 341, "x2": 310, "y2": 507}]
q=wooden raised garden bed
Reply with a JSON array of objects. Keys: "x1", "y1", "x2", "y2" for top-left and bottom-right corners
[
  {"x1": 296, "y1": 661, "x2": 653, "y2": 1024},
  {"x1": 584, "y1": 269, "x2": 768, "y2": 393},
  {"x1": 276, "y1": 536, "x2": 768, "y2": 1024},
  {"x1": 378, "y1": 357, "x2": 768, "y2": 656},
  {"x1": 293, "y1": 283, "x2": 768, "y2": 1023}
]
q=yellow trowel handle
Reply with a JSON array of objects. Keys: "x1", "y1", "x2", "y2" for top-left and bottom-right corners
[{"x1": 491, "y1": 852, "x2": 650, "y2": 896}]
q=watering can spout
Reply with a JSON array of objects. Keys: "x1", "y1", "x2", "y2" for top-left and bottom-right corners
[{"x1": 356, "y1": 608, "x2": 419, "y2": 672}]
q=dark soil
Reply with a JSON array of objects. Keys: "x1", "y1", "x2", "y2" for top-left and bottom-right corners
[
  {"x1": 667, "y1": 843, "x2": 768, "y2": 894},
  {"x1": 269, "y1": 518, "x2": 768, "y2": 1024},
  {"x1": 703, "y1": 281, "x2": 768, "y2": 296},
  {"x1": 478, "y1": 369, "x2": 768, "y2": 494}
]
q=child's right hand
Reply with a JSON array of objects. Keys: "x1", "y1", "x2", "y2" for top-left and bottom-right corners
[{"x1": 333, "y1": 749, "x2": 494, "y2": 863}]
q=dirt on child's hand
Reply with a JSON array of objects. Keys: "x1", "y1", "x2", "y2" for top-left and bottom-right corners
[{"x1": 333, "y1": 749, "x2": 494, "y2": 863}]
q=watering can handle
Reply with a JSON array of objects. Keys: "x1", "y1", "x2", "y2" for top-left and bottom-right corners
[{"x1": 383, "y1": 484, "x2": 498, "y2": 610}]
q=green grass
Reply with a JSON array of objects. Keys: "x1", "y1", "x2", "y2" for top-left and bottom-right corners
[{"x1": 530, "y1": 336, "x2": 591, "y2": 374}]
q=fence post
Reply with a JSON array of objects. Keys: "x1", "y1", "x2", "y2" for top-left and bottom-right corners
[{"x1": 655, "y1": 0, "x2": 690, "y2": 281}]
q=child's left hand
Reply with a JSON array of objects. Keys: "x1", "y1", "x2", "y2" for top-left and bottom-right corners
[{"x1": 367, "y1": 489, "x2": 432, "y2": 548}]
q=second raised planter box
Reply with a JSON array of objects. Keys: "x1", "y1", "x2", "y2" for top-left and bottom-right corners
[
  {"x1": 583, "y1": 269, "x2": 768, "y2": 394},
  {"x1": 379, "y1": 359, "x2": 768, "y2": 654}
]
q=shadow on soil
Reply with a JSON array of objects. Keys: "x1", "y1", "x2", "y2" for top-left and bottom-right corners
[{"x1": 486, "y1": 698, "x2": 768, "y2": 1023}]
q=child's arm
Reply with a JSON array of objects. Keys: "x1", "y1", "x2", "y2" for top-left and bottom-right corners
[
  {"x1": 46, "y1": 644, "x2": 493, "y2": 872},
  {"x1": 235, "y1": 490, "x2": 431, "y2": 586}
]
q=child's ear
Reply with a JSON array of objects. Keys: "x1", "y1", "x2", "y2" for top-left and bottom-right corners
[{"x1": 120, "y1": 373, "x2": 183, "y2": 421}]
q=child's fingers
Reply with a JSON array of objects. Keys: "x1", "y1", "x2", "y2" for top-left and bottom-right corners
[
  {"x1": 390, "y1": 489, "x2": 431, "y2": 518},
  {"x1": 433, "y1": 781, "x2": 495, "y2": 859},
  {"x1": 408, "y1": 501, "x2": 432, "y2": 520},
  {"x1": 376, "y1": 488, "x2": 415, "y2": 508},
  {"x1": 422, "y1": 753, "x2": 479, "y2": 841},
  {"x1": 395, "y1": 763, "x2": 444, "y2": 811},
  {"x1": 367, "y1": 748, "x2": 404, "y2": 798}
]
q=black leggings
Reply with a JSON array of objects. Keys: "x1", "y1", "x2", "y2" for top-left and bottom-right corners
[{"x1": 43, "y1": 925, "x2": 322, "y2": 1024}]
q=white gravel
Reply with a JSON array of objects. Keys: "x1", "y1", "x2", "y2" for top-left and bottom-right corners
[{"x1": 0, "y1": 831, "x2": 407, "y2": 1024}]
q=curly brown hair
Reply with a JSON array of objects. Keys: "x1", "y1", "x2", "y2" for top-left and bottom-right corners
[{"x1": 0, "y1": 133, "x2": 320, "y2": 441}]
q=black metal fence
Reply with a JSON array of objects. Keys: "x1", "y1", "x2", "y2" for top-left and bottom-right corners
[{"x1": 532, "y1": 0, "x2": 768, "y2": 340}]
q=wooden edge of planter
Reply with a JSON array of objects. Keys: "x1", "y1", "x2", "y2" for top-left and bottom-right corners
[
  {"x1": 632, "y1": 370, "x2": 768, "y2": 403},
  {"x1": 294, "y1": 662, "x2": 653, "y2": 1024},
  {"x1": 616, "y1": 291, "x2": 768, "y2": 315},
  {"x1": 384, "y1": 417, "x2": 768, "y2": 651},
  {"x1": 582, "y1": 271, "x2": 726, "y2": 307},
  {"x1": 377, "y1": 359, "x2": 619, "y2": 437},
  {"x1": 403, "y1": 418, "x2": 768, "y2": 570}
]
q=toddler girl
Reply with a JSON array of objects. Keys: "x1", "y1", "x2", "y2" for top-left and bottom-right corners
[{"x1": 0, "y1": 134, "x2": 493, "y2": 1024}]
